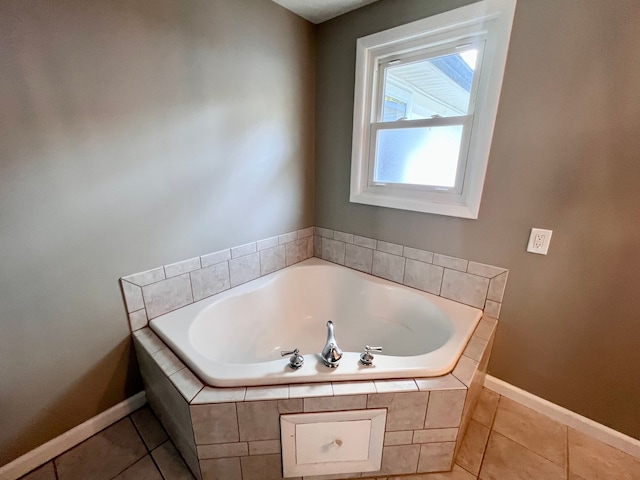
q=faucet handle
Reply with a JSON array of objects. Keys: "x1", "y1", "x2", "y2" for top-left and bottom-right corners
[
  {"x1": 360, "y1": 345, "x2": 383, "y2": 366},
  {"x1": 281, "y1": 348, "x2": 304, "y2": 370}
]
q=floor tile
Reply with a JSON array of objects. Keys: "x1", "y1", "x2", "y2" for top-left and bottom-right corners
[
  {"x1": 479, "y1": 431, "x2": 565, "y2": 480},
  {"x1": 131, "y1": 406, "x2": 168, "y2": 451},
  {"x1": 55, "y1": 418, "x2": 147, "y2": 480},
  {"x1": 112, "y1": 455, "x2": 163, "y2": 480},
  {"x1": 568, "y1": 428, "x2": 640, "y2": 480},
  {"x1": 455, "y1": 419, "x2": 490, "y2": 476},
  {"x1": 152, "y1": 440, "x2": 195, "y2": 479},
  {"x1": 492, "y1": 396, "x2": 567, "y2": 467},
  {"x1": 19, "y1": 462, "x2": 56, "y2": 480},
  {"x1": 471, "y1": 389, "x2": 499, "y2": 427}
]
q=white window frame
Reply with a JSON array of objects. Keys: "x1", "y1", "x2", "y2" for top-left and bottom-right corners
[{"x1": 349, "y1": 0, "x2": 517, "y2": 219}]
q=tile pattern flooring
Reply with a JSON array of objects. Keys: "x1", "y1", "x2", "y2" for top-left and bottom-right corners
[{"x1": 18, "y1": 388, "x2": 640, "y2": 480}]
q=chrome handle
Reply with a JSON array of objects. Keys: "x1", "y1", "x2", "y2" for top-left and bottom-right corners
[
  {"x1": 281, "y1": 348, "x2": 304, "y2": 369},
  {"x1": 360, "y1": 345, "x2": 383, "y2": 366}
]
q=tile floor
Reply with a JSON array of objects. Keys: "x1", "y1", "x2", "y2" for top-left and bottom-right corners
[{"x1": 18, "y1": 389, "x2": 640, "y2": 480}]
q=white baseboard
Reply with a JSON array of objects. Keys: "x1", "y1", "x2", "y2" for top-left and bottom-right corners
[
  {"x1": 0, "y1": 391, "x2": 146, "y2": 480},
  {"x1": 484, "y1": 375, "x2": 640, "y2": 460}
]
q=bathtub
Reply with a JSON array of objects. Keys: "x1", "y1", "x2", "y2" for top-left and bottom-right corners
[{"x1": 150, "y1": 258, "x2": 482, "y2": 387}]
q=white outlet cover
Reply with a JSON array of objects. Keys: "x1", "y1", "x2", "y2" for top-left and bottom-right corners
[{"x1": 527, "y1": 228, "x2": 553, "y2": 255}]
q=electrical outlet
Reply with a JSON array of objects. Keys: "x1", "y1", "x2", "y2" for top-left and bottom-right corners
[{"x1": 527, "y1": 228, "x2": 553, "y2": 255}]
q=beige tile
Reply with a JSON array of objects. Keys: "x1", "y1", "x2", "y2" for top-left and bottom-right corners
[
  {"x1": 487, "y1": 272, "x2": 508, "y2": 302},
  {"x1": 152, "y1": 347, "x2": 185, "y2": 377},
  {"x1": 245, "y1": 385, "x2": 289, "y2": 401},
  {"x1": 440, "y1": 269, "x2": 489, "y2": 309},
  {"x1": 231, "y1": 242, "x2": 257, "y2": 258},
  {"x1": 190, "y1": 403, "x2": 239, "y2": 444},
  {"x1": 378, "y1": 444, "x2": 420, "y2": 475},
  {"x1": 304, "y1": 394, "x2": 367, "y2": 412},
  {"x1": 462, "y1": 335, "x2": 489, "y2": 363},
  {"x1": 170, "y1": 367, "x2": 204, "y2": 402},
  {"x1": 190, "y1": 263, "x2": 230, "y2": 302},
  {"x1": 377, "y1": 240, "x2": 404, "y2": 256},
  {"x1": 19, "y1": 462, "x2": 56, "y2": 480},
  {"x1": 367, "y1": 393, "x2": 395, "y2": 409},
  {"x1": 466, "y1": 262, "x2": 506, "y2": 278},
  {"x1": 345, "y1": 243, "x2": 374, "y2": 273},
  {"x1": 260, "y1": 245, "x2": 286, "y2": 275},
  {"x1": 372, "y1": 250, "x2": 405, "y2": 283},
  {"x1": 403, "y1": 259, "x2": 444, "y2": 295},
  {"x1": 248, "y1": 440, "x2": 281, "y2": 455},
  {"x1": 278, "y1": 398, "x2": 304, "y2": 413},
  {"x1": 197, "y1": 442, "x2": 248, "y2": 459},
  {"x1": 151, "y1": 441, "x2": 195, "y2": 479},
  {"x1": 128, "y1": 308, "x2": 148, "y2": 331},
  {"x1": 383, "y1": 392, "x2": 430, "y2": 431},
  {"x1": 321, "y1": 238, "x2": 346, "y2": 265},
  {"x1": 237, "y1": 401, "x2": 280, "y2": 441},
  {"x1": 374, "y1": 379, "x2": 418, "y2": 393},
  {"x1": 131, "y1": 406, "x2": 168, "y2": 451},
  {"x1": 452, "y1": 355, "x2": 479, "y2": 387},
  {"x1": 425, "y1": 390, "x2": 466, "y2": 428},
  {"x1": 112, "y1": 455, "x2": 163, "y2": 480},
  {"x1": 123, "y1": 267, "x2": 165, "y2": 287},
  {"x1": 479, "y1": 431, "x2": 565, "y2": 480},
  {"x1": 279, "y1": 231, "x2": 298, "y2": 244},
  {"x1": 433, "y1": 254, "x2": 468, "y2": 272},
  {"x1": 192, "y1": 387, "x2": 246, "y2": 404},
  {"x1": 384, "y1": 430, "x2": 414, "y2": 446},
  {"x1": 354, "y1": 235, "x2": 377, "y2": 249},
  {"x1": 492, "y1": 396, "x2": 567, "y2": 467},
  {"x1": 568, "y1": 428, "x2": 640, "y2": 480},
  {"x1": 200, "y1": 249, "x2": 231, "y2": 268},
  {"x1": 297, "y1": 226, "x2": 314, "y2": 239},
  {"x1": 334, "y1": 230, "x2": 354, "y2": 243},
  {"x1": 55, "y1": 418, "x2": 146, "y2": 480},
  {"x1": 142, "y1": 274, "x2": 193, "y2": 319},
  {"x1": 133, "y1": 328, "x2": 165, "y2": 355},
  {"x1": 332, "y1": 381, "x2": 377, "y2": 396},
  {"x1": 455, "y1": 419, "x2": 490, "y2": 476},
  {"x1": 414, "y1": 428, "x2": 458, "y2": 444},
  {"x1": 257, "y1": 236, "x2": 279, "y2": 251},
  {"x1": 388, "y1": 464, "x2": 475, "y2": 480},
  {"x1": 313, "y1": 235, "x2": 322, "y2": 256},
  {"x1": 417, "y1": 442, "x2": 455, "y2": 473},
  {"x1": 415, "y1": 375, "x2": 466, "y2": 391},
  {"x1": 200, "y1": 457, "x2": 241, "y2": 480},
  {"x1": 315, "y1": 226, "x2": 334, "y2": 238},
  {"x1": 473, "y1": 317, "x2": 498, "y2": 341},
  {"x1": 229, "y1": 253, "x2": 260, "y2": 287},
  {"x1": 165, "y1": 257, "x2": 201, "y2": 278},
  {"x1": 240, "y1": 454, "x2": 284, "y2": 480},
  {"x1": 471, "y1": 388, "x2": 499, "y2": 427},
  {"x1": 289, "y1": 382, "x2": 333, "y2": 398},
  {"x1": 483, "y1": 300, "x2": 501, "y2": 319},
  {"x1": 403, "y1": 246, "x2": 434, "y2": 264},
  {"x1": 285, "y1": 237, "x2": 313, "y2": 266},
  {"x1": 122, "y1": 280, "x2": 144, "y2": 313}
]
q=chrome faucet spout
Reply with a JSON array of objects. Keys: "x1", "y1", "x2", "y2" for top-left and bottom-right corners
[{"x1": 321, "y1": 320, "x2": 343, "y2": 368}]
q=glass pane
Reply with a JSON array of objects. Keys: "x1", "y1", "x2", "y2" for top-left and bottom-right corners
[
  {"x1": 374, "y1": 125, "x2": 463, "y2": 187},
  {"x1": 382, "y1": 48, "x2": 477, "y2": 122}
]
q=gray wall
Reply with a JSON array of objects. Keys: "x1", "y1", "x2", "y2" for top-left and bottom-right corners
[
  {"x1": 316, "y1": 0, "x2": 640, "y2": 439},
  {"x1": 0, "y1": 0, "x2": 314, "y2": 464}
]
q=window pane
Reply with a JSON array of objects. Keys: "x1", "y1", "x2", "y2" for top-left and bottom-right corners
[
  {"x1": 374, "y1": 125, "x2": 463, "y2": 187},
  {"x1": 382, "y1": 48, "x2": 477, "y2": 121}
]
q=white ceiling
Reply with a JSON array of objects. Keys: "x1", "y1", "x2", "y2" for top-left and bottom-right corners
[{"x1": 271, "y1": 0, "x2": 380, "y2": 24}]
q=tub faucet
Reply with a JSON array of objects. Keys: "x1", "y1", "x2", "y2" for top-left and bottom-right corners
[{"x1": 321, "y1": 321, "x2": 343, "y2": 368}]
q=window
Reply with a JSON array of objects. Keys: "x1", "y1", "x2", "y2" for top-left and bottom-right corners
[{"x1": 350, "y1": 0, "x2": 516, "y2": 218}]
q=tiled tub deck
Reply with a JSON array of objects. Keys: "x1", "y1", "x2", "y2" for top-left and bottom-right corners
[{"x1": 122, "y1": 226, "x2": 506, "y2": 480}]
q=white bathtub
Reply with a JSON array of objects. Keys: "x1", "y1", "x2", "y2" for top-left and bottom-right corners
[{"x1": 150, "y1": 258, "x2": 482, "y2": 387}]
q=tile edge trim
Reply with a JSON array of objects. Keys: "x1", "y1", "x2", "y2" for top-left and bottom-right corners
[
  {"x1": 0, "y1": 391, "x2": 147, "y2": 480},
  {"x1": 484, "y1": 375, "x2": 640, "y2": 460}
]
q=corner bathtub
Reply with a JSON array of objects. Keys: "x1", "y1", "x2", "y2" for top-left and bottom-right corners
[{"x1": 150, "y1": 258, "x2": 482, "y2": 387}]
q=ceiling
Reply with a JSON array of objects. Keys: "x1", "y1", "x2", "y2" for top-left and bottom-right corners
[{"x1": 271, "y1": 0, "x2": 380, "y2": 24}]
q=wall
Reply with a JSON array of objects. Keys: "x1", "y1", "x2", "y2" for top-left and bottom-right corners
[
  {"x1": 315, "y1": 0, "x2": 640, "y2": 439},
  {"x1": 0, "y1": 0, "x2": 314, "y2": 465}
]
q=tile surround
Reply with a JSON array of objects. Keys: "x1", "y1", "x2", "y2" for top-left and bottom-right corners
[{"x1": 122, "y1": 225, "x2": 507, "y2": 480}]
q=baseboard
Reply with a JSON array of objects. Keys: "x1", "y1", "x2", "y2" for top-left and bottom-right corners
[
  {"x1": 484, "y1": 375, "x2": 640, "y2": 460},
  {"x1": 0, "y1": 391, "x2": 146, "y2": 480}
]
